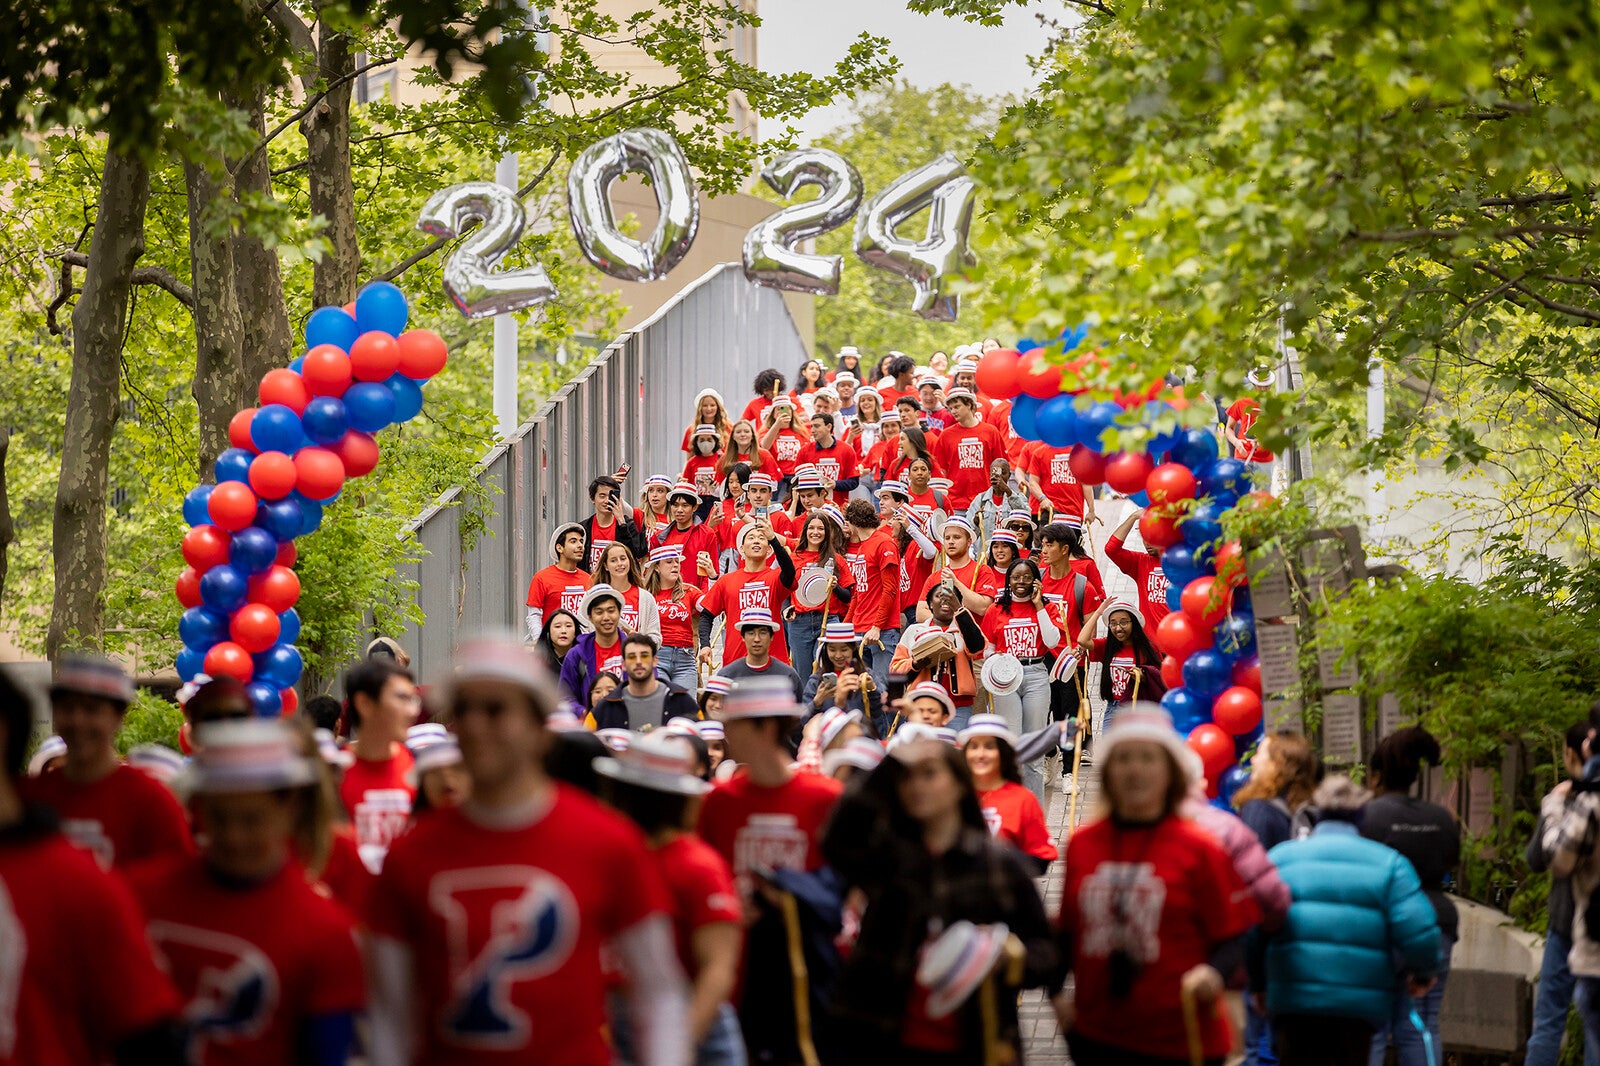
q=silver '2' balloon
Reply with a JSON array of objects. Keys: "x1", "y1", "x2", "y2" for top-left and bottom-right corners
[
  {"x1": 567, "y1": 128, "x2": 700, "y2": 282},
  {"x1": 743, "y1": 148, "x2": 864, "y2": 295},
  {"x1": 417, "y1": 181, "x2": 557, "y2": 318},
  {"x1": 853, "y1": 153, "x2": 977, "y2": 322}
]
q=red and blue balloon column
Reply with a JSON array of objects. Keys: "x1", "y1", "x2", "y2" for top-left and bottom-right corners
[
  {"x1": 173, "y1": 282, "x2": 448, "y2": 718},
  {"x1": 976, "y1": 333, "x2": 1269, "y2": 803}
]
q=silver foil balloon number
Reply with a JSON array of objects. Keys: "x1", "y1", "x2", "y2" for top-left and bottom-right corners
[
  {"x1": 418, "y1": 182, "x2": 557, "y2": 318},
  {"x1": 853, "y1": 152, "x2": 977, "y2": 322},
  {"x1": 742, "y1": 148, "x2": 864, "y2": 296},
  {"x1": 567, "y1": 128, "x2": 700, "y2": 283}
]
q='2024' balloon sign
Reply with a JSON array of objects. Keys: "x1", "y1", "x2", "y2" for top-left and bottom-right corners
[{"x1": 420, "y1": 128, "x2": 977, "y2": 323}]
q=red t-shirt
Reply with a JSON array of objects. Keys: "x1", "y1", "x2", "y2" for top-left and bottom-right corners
[
  {"x1": 1040, "y1": 561, "x2": 1108, "y2": 643},
  {"x1": 682, "y1": 454, "x2": 723, "y2": 497},
  {"x1": 618, "y1": 584, "x2": 645, "y2": 633},
  {"x1": 843, "y1": 530, "x2": 901, "y2": 633},
  {"x1": 701, "y1": 568, "x2": 794, "y2": 665},
  {"x1": 1061, "y1": 816, "x2": 1259, "y2": 1060},
  {"x1": 319, "y1": 826, "x2": 375, "y2": 919},
  {"x1": 696, "y1": 772, "x2": 844, "y2": 897},
  {"x1": 932, "y1": 421, "x2": 1008, "y2": 510},
  {"x1": 897, "y1": 531, "x2": 936, "y2": 617},
  {"x1": 1226, "y1": 398, "x2": 1274, "y2": 462},
  {"x1": 655, "y1": 584, "x2": 703, "y2": 649},
  {"x1": 525, "y1": 564, "x2": 592, "y2": 618},
  {"x1": 724, "y1": 447, "x2": 778, "y2": 477},
  {"x1": 593, "y1": 633, "x2": 624, "y2": 677},
  {"x1": 21, "y1": 763, "x2": 193, "y2": 871},
  {"x1": 1105, "y1": 536, "x2": 1171, "y2": 635},
  {"x1": 126, "y1": 855, "x2": 366, "y2": 1066},
  {"x1": 369, "y1": 787, "x2": 670, "y2": 1066},
  {"x1": 919, "y1": 556, "x2": 1000, "y2": 603},
  {"x1": 790, "y1": 550, "x2": 854, "y2": 616},
  {"x1": 977, "y1": 781, "x2": 1058, "y2": 864},
  {"x1": 0, "y1": 829, "x2": 183, "y2": 1064},
  {"x1": 652, "y1": 521, "x2": 723, "y2": 583},
  {"x1": 653, "y1": 835, "x2": 742, "y2": 977},
  {"x1": 979, "y1": 601, "x2": 1065, "y2": 660},
  {"x1": 1025, "y1": 442, "x2": 1087, "y2": 519},
  {"x1": 743, "y1": 395, "x2": 775, "y2": 426},
  {"x1": 1088, "y1": 637, "x2": 1161, "y2": 704},
  {"x1": 339, "y1": 746, "x2": 416, "y2": 872},
  {"x1": 585, "y1": 516, "x2": 639, "y2": 572},
  {"x1": 768, "y1": 428, "x2": 809, "y2": 476},
  {"x1": 797, "y1": 440, "x2": 861, "y2": 506}
]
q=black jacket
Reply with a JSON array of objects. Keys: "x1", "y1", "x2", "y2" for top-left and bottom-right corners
[
  {"x1": 581, "y1": 513, "x2": 647, "y2": 565},
  {"x1": 589, "y1": 680, "x2": 699, "y2": 730}
]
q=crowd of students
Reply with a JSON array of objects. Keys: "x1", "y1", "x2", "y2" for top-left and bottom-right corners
[{"x1": 0, "y1": 344, "x2": 1528, "y2": 1066}]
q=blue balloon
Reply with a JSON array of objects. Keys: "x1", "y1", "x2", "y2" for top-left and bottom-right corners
[
  {"x1": 1182, "y1": 648, "x2": 1233, "y2": 698},
  {"x1": 388, "y1": 373, "x2": 424, "y2": 423},
  {"x1": 1143, "y1": 400, "x2": 1180, "y2": 456},
  {"x1": 1166, "y1": 583, "x2": 1184, "y2": 611},
  {"x1": 1079, "y1": 400, "x2": 1122, "y2": 453},
  {"x1": 1009, "y1": 394, "x2": 1042, "y2": 441},
  {"x1": 214, "y1": 447, "x2": 254, "y2": 484},
  {"x1": 255, "y1": 643, "x2": 304, "y2": 688},
  {"x1": 178, "y1": 606, "x2": 230, "y2": 650},
  {"x1": 344, "y1": 382, "x2": 396, "y2": 432},
  {"x1": 1232, "y1": 586, "x2": 1253, "y2": 615},
  {"x1": 176, "y1": 646, "x2": 206, "y2": 683},
  {"x1": 199, "y1": 564, "x2": 249, "y2": 612},
  {"x1": 355, "y1": 281, "x2": 409, "y2": 336},
  {"x1": 1169, "y1": 427, "x2": 1220, "y2": 470},
  {"x1": 1234, "y1": 720, "x2": 1265, "y2": 757},
  {"x1": 257, "y1": 497, "x2": 305, "y2": 542},
  {"x1": 1215, "y1": 613, "x2": 1258, "y2": 661},
  {"x1": 305, "y1": 305, "x2": 361, "y2": 351},
  {"x1": 245, "y1": 680, "x2": 283, "y2": 718},
  {"x1": 1162, "y1": 687, "x2": 1212, "y2": 733},
  {"x1": 301, "y1": 396, "x2": 350, "y2": 446},
  {"x1": 1060, "y1": 321, "x2": 1090, "y2": 352},
  {"x1": 1182, "y1": 497, "x2": 1226, "y2": 551},
  {"x1": 228, "y1": 526, "x2": 279, "y2": 575},
  {"x1": 1128, "y1": 489, "x2": 1151, "y2": 508},
  {"x1": 289, "y1": 356, "x2": 305, "y2": 373},
  {"x1": 1162, "y1": 544, "x2": 1204, "y2": 589},
  {"x1": 183, "y1": 485, "x2": 214, "y2": 527},
  {"x1": 1218, "y1": 763, "x2": 1251, "y2": 804},
  {"x1": 1037, "y1": 395, "x2": 1079, "y2": 448},
  {"x1": 1016, "y1": 338, "x2": 1039, "y2": 353},
  {"x1": 277, "y1": 608, "x2": 301, "y2": 646},
  {"x1": 1198, "y1": 457, "x2": 1249, "y2": 500},
  {"x1": 250, "y1": 404, "x2": 305, "y2": 454},
  {"x1": 289, "y1": 492, "x2": 325, "y2": 537}
]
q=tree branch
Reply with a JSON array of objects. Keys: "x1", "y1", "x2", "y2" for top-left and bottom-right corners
[
  {"x1": 264, "y1": 1, "x2": 318, "y2": 93},
  {"x1": 237, "y1": 54, "x2": 399, "y2": 173},
  {"x1": 54, "y1": 250, "x2": 195, "y2": 311},
  {"x1": 1474, "y1": 260, "x2": 1600, "y2": 325}
]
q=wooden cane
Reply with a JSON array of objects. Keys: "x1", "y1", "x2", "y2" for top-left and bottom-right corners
[
  {"x1": 778, "y1": 890, "x2": 823, "y2": 1066},
  {"x1": 1180, "y1": 984, "x2": 1205, "y2": 1066},
  {"x1": 1066, "y1": 656, "x2": 1092, "y2": 835}
]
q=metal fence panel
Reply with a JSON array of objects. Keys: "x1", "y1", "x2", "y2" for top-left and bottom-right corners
[{"x1": 394, "y1": 263, "x2": 809, "y2": 673}]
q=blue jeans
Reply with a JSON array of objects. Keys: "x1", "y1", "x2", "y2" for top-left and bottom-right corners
[
  {"x1": 1528, "y1": 929, "x2": 1600, "y2": 1066},
  {"x1": 1577, "y1": 977, "x2": 1600, "y2": 1066},
  {"x1": 1244, "y1": 993, "x2": 1277, "y2": 1066},
  {"x1": 658, "y1": 646, "x2": 699, "y2": 693},
  {"x1": 612, "y1": 998, "x2": 747, "y2": 1066},
  {"x1": 1370, "y1": 935, "x2": 1453, "y2": 1066},
  {"x1": 786, "y1": 611, "x2": 824, "y2": 679},
  {"x1": 864, "y1": 626, "x2": 899, "y2": 697}
]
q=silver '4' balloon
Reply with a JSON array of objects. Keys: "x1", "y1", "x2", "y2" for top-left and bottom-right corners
[
  {"x1": 417, "y1": 181, "x2": 557, "y2": 318},
  {"x1": 743, "y1": 148, "x2": 864, "y2": 296},
  {"x1": 567, "y1": 128, "x2": 700, "y2": 283},
  {"x1": 853, "y1": 153, "x2": 977, "y2": 322}
]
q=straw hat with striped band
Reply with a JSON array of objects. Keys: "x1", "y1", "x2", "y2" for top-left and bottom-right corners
[
  {"x1": 178, "y1": 720, "x2": 316, "y2": 795},
  {"x1": 648, "y1": 544, "x2": 684, "y2": 566},
  {"x1": 593, "y1": 730, "x2": 711, "y2": 796},
  {"x1": 957, "y1": 713, "x2": 1019, "y2": 750},
  {"x1": 547, "y1": 521, "x2": 586, "y2": 561},
  {"x1": 822, "y1": 736, "x2": 885, "y2": 777},
  {"x1": 666, "y1": 481, "x2": 699, "y2": 505},
  {"x1": 876, "y1": 479, "x2": 910, "y2": 501},
  {"x1": 717, "y1": 676, "x2": 804, "y2": 721},
  {"x1": 50, "y1": 653, "x2": 135, "y2": 706},
  {"x1": 821, "y1": 621, "x2": 858, "y2": 646}
]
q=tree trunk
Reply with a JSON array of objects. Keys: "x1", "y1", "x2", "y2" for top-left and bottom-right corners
[
  {"x1": 305, "y1": 19, "x2": 359, "y2": 307},
  {"x1": 187, "y1": 158, "x2": 249, "y2": 473},
  {"x1": 0, "y1": 426, "x2": 12, "y2": 613},
  {"x1": 231, "y1": 81, "x2": 293, "y2": 384},
  {"x1": 49, "y1": 150, "x2": 150, "y2": 658}
]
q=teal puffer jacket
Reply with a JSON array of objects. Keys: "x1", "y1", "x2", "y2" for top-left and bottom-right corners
[{"x1": 1259, "y1": 820, "x2": 1441, "y2": 1025}]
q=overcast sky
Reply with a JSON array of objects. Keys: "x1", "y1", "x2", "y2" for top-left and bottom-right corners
[{"x1": 758, "y1": 0, "x2": 1069, "y2": 142}]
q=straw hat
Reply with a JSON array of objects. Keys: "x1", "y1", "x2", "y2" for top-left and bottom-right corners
[
  {"x1": 904, "y1": 681, "x2": 957, "y2": 720},
  {"x1": 958, "y1": 713, "x2": 1019, "y2": 750},
  {"x1": 178, "y1": 720, "x2": 315, "y2": 795},
  {"x1": 593, "y1": 731, "x2": 712, "y2": 796},
  {"x1": 50, "y1": 653, "x2": 134, "y2": 706},
  {"x1": 27, "y1": 735, "x2": 66, "y2": 777},
  {"x1": 979, "y1": 653, "x2": 1024, "y2": 697},
  {"x1": 822, "y1": 736, "x2": 885, "y2": 777},
  {"x1": 917, "y1": 921, "x2": 1013, "y2": 1019},
  {"x1": 666, "y1": 481, "x2": 700, "y2": 505},
  {"x1": 547, "y1": 521, "x2": 585, "y2": 560},
  {"x1": 1096, "y1": 703, "x2": 1194, "y2": 777},
  {"x1": 718, "y1": 677, "x2": 803, "y2": 721},
  {"x1": 814, "y1": 707, "x2": 863, "y2": 750},
  {"x1": 733, "y1": 608, "x2": 779, "y2": 633}
]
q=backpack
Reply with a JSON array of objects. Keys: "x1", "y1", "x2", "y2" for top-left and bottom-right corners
[{"x1": 1269, "y1": 798, "x2": 1316, "y2": 841}]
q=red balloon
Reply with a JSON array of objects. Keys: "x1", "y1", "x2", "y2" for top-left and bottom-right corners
[
  {"x1": 1067, "y1": 444, "x2": 1107, "y2": 486},
  {"x1": 229, "y1": 408, "x2": 259, "y2": 452},
  {"x1": 1187, "y1": 723, "x2": 1235, "y2": 778},
  {"x1": 275, "y1": 541, "x2": 298, "y2": 568},
  {"x1": 1156, "y1": 611, "x2": 1213, "y2": 660},
  {"x1": 207, "y1": 481, "x2": 259, "y2": 532},
  {"x1": 175, "y1": 567, "x2": 202, "y2": 608},
  {"x1": 302, "y1": 345, "x2": 354, "y2": 397},
  {"x1": 332, "y1": 430, "x2": 380, "y2": 477},
  {"x1": 1160, "y1": 654, "x2": 1184, "y2": 690},
  {"x1": 350, "y1": 331, "x2": 401, "y2": 383},
  {"x1": 249, "y1": 566, "x2": 301, "y2": 614},
  {"x1": 342, "y1": 301, "x2": 356, "y2": 315},
  {"x1": 178, "y1": 721, "x2": 194, "y2": 755},
  {"x1": 247, "y1": 451, "x2": 298, "y2": 500},
  {"x1": 279, "y1": 688, "x2": 299, "y2": 717},
  {"x1": 397, "y1": 329, "x2": 449, "y2": 380},
  {"x1": 229, "y1": 603, "x2": 282, "y2": 654},
  {"x1": 1146, "y1": 462, "x2": 1198, "y2": 506},
  {"x1": 1180, "y1": 576, "x2": 1232, "y2": 626},
  {"x1": 203, "y1": 641, "x2": 254, "y2": 683},
  {"x1": 1104, "y1": 451, "x2": 1154, "y2": 495},
  {"x1": 1232, "y1": 657, "x2": 1262, "y2": 695},
  {"x1": 1212, "y1": 686, "x2": 1264, "y2": 736},
  {"x1": 974, "y1": 348, "x2": 1023, "y2": 399},
  {"x1": 182, "y1": 524, "x2": 232, "y2": 572},
  {"x1": 1139, "y1": 507, "x2": 1184, "y2": 549},
  {"x1": 294, "y1": 447, "x2": 345, "y2": 501},
  {"x1": 1238, "y1": 490, "x2": 1276, "y2": 513},
  {"x1": 1017, "y1": 351, "x2": 1064, "y2": 399},
  {"x1": 258, "y1": 368, "x2": 310, "y2": 414},
  {"x1": 1214, "y1": 540, "x2": 1246, "y2": 588}
]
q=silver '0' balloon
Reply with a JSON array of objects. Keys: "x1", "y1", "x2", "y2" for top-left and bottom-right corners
[
  {"x1": 567, "y1": 128, "x2": 700, "y2": 283},
  {"x1": 743, "y1": 148, "x2": 864, "y2": 295},
  {"x1": 418, "y1": 182, "x2": 557, "y2": 318},
  {"x1": 853, "y1": 153, "x2": 977, "y2": 322}
]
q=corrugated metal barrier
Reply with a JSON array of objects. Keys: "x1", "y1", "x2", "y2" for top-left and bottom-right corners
[{"x1": 394, "y1": 263, "x2": 809, "y2": 679}]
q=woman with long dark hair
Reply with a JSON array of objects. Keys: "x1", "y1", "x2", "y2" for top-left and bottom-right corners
[
  {"x1": 1079, "y1": 601, "x2": 1166, "y2": 728},
  {"x1": 534, "y1": 607, "x2": 582, "y2": 674},
  {"x1": 793, "y1": 358, "x2": 826, "y2": 402},
  {"x1": 822, "y1": 730, "x2": 1058, "y2": 1065},
  {"x1": 593, "y1": 542, "x2": 661, "y2": 642},
  {"x1": 981, "y1": 558, "x2": 1067, "y2": 803},
  {"x1": 960, "y1": 714, "x2": 1056, "y2": 876},
  {"x1": 889, "y1": 425, "x2": 937, "y2": 485}
]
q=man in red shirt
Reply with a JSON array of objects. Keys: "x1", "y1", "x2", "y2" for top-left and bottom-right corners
[
  {"x1": 842, "y1": 499, "x2": 902, "y2": 694},
  {"x1": 21, "y1": 654, "x2": 192, "y2": 871},
  {"x1": 526, "y1": 521, "x2": 592, "y2": 642},
  {"x1": 876, "y1": 353, "x2": 917, "y2": 409},
  {"x1": 1106, "y1": 505, "x2": 1173, "y2": 639},
  {"x1": 581, "y1": 474, "x2": 647, "y2": 570},
  {"x1": 742, "y1": 368, "x2": 786, "y2": 425},
  {"x1": 340, "y1": 658, "x2": 420, "y2": 873},
  {"x1": 932, "y1": 389, "x2": 1008, "y2": 512},
  {"x1": 697, "y1": 523, "x2": 797, "y2": 669},
  {"x1": 368, "y1": 635, "x2": 688, "y2": 1066},
  {"x1": 697, "y1": 677, "x2": 843, "y2": 1066},
  {"x1": 0, "y1": 664, "x2": 187, "y2": 1064},
  {"x1": 797, "y1": 413, "x2": 860, "y2": 507},
  {"x1": 1225, "y1": 368, "x2": 1276, "y2": 463},
  {"x1": 1024, "y1": 440, "x2": 1096, "y2": 527},
  {"x1": 916, "y1": 514, "x2": 998, "y2": 620},
  {"x1": 651, "y1": 482, "x2": 724, "y2": 586}
]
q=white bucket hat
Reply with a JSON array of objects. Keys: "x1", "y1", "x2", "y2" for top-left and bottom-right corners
[
  {"x1": 979, "y1": 653, "x2": 1024, "y2": 697},
  {"x1": 577, "y1": 583, "x2": 625, "y2": 624}
]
